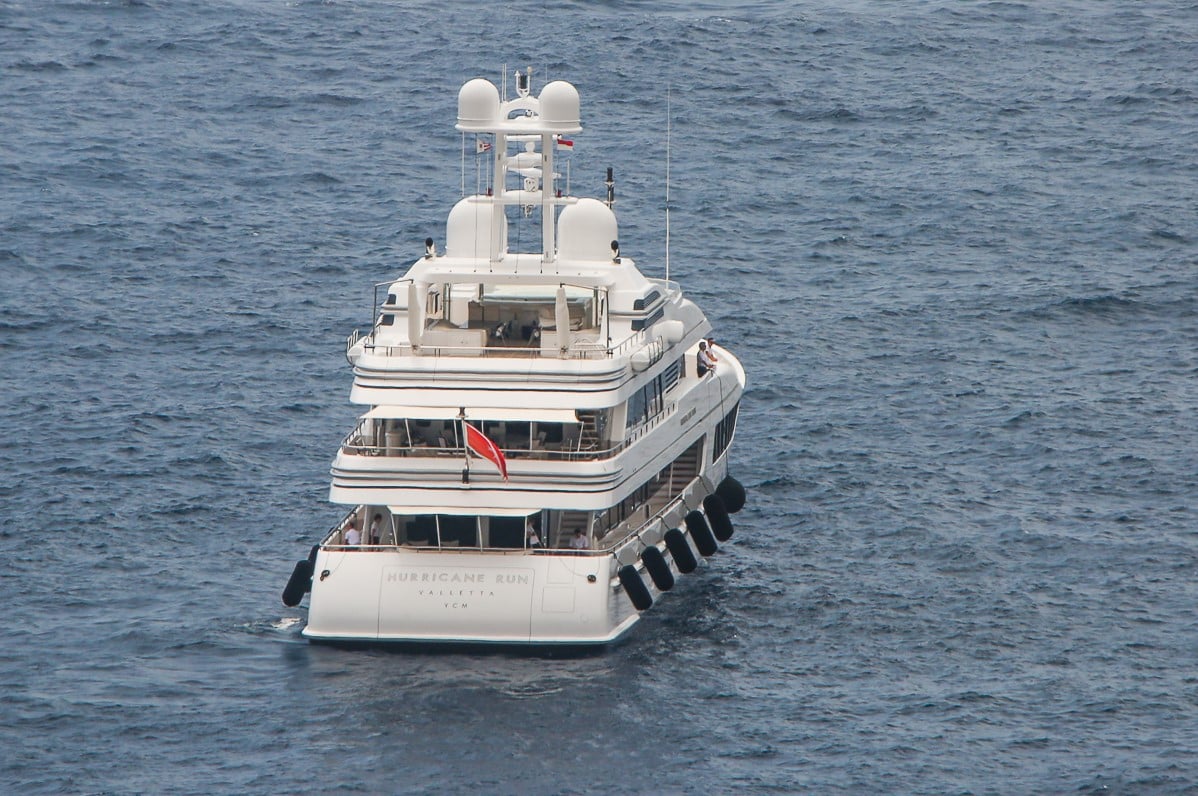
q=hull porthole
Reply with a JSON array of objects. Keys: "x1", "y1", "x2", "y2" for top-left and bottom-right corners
[
  {"x1": 282, "y1": 559, "x2": 314, "y2": 607},
  {"x1": 704, "y1": 494, "x2": 734, "y2": 542},
  {"x1": 641, "y1": 546, "x2": 675, "y2": 591},
  {"x1": 618, "y1": 564, "x2": 654, "y2": 611},
  {"x1": 664, "y1": 528, "x2": 699, "y2": 573},
  {"x1": 686, "y1": 509, "x2": 719, "y2": 557},
  {"x1": 716, "y1": 476, "x2": 747, "y2": 514}
]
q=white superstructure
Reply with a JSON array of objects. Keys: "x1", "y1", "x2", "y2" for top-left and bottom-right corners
[{"x1": 281, "y1": 69, "x2": 747, "y2": 646}]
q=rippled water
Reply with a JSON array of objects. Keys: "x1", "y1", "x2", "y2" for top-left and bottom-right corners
[{"x1": 4, "y1": 1, "x2": 1198, "y2": 793}]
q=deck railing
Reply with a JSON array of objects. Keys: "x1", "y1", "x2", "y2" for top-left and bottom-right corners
[
  {"x1": 319, "y1": 508, "x2": 604, "y2": 555},
  {"x1": 338, "y1": 402, "x2": 676, "y2": 464},
  {"x1": 355, "y1": 328, "x2": 643, "y2": 361},
  {"x1": 318, "y1": 469, "x2": 707, "y2": 558}
]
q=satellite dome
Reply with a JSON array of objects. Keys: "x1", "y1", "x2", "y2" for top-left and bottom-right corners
[
  {"x1": 457, "y1": 79, "x2": 500, "y2": 132},
  {"x1": 538, "y1": 81, "x2": 581, "y2": 133},
  {"x1": 557, "y1": 198, "x2": 618, "y2": 262},
  {"x1": 446, "y1": 197, "x2": 507, "y2": 259}
]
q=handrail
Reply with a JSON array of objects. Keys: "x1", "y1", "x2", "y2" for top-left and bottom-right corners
[
  {"x1": 322, "y1": 541, "x2": 609, "y2": 555},
  {"x1": 345, "y1": 329, "x2": 361, "y2": 364},
  {"x1": 358, "y1": 315, "x2": 667, "y2": 362},
  {"x1": 321, "y1": 445, "x2": 707, "y2": 558},
  {"x1": 601, "y1": 472, "x2": 712, "y2": 556},
  {"x1": 339, "y1": 402, "x2": 676, "y2": 464},
  {"x1": 355, "y1": 272, "x2": 695, "y2": 365},
  {"x1": 319, "y1": 506, "x2": 602, "y2": 555},
  {"x1": 360, "y1": 336, "x2": 626, "y2": 361}
]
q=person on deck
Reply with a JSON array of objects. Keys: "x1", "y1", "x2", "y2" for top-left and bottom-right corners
[
  {"x1": 696, "y1": 341, "x2": 715, "y2": 377},
  {"x1": 569, "y1": 528, "x2": 591, "y2": 550},
  {"x1": 526, "y1": 518, "x2": 542, "y2": 548},
  {"x1": 344, "y1": 525, "x2": 362, "y2": 545},
  {"x1": 705, "y1": 337, "x2": 719, "y2": 364},
  {"x1": 369, "y1": 513, "x2": 383, "y2": 545}
]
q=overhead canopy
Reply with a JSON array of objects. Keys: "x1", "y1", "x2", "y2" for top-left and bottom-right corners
[
  {"x1": 364, "y1": 406, "x2": 579, "y2": 423},
  {"x1": 481, "y1": 283, "x2": 595, "y2": 302},
  {"x1": 387, "y1": 506, "x2": 539, "y2": 518}
]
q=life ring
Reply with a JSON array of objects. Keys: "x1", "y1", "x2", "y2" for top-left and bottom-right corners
[
  {"x1": 716, "y1": 476, "x2": 747, "y2": 514},
  {"x1": 686, "y1": 509, "x2": 718, "y2": 557},
  {"x1": 703, "y1": 494, "x2": 734, "y2": 542},
  {"x1": 641, "y1": 545, "x2": 675, "y2": 591},
  {"x1": 618, "y1": 564, "x2": 653, "y2": 611},
  {"x1": 282, "y1": 559, "x2": 314, "y2": 607},
  {"x1": 664, "y1": 528, "x2": 698, "y2": 573}
]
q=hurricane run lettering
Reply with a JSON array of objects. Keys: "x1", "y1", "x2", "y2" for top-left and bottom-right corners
[{"x1": 387, "y1": 571, "x2": 531, "y2": 585}]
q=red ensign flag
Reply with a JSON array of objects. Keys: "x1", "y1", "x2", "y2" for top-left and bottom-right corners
[{"x1": 464, "y1": 422, "x2": 508, "y2": 480}]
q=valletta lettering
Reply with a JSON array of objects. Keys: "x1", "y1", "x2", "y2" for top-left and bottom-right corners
[{"x1": 416, "y1": 588, "x2": 495, "y2": 599}]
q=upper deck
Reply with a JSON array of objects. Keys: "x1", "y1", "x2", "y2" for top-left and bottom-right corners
[
  {"x1": 342, "y1": 71, "x2": 717, "y2": 405},
  {"x1": 347, "y1": 257, "x2": 712, "y2": 405}
]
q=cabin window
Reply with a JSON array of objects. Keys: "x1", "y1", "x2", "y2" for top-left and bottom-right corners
[
  {"x1": 438, "y1": 514, "x2": 478, "y2": 547},
  {"x1": 631, "y1": 306, "x2": 664, "y2": 332},
  {"x1": 626, "y1": 389, "x2": 647, "y2": 430},
  {"x1": 663, "y1": 357, "x2": 683, "y2": 392},
  {"x1": 625, "y1": 375, "x2": 666, "y2": 430},
  {"x1": 395, "y1": 514, "x2": 541, "y2": 549},
  {"x1": 713, "y1": 402, "x2": 740, "y2": 460},
  {"x1": 380, "y1": 313, "x2": 395, "y2": 326},
  {"x1": 487, "y1": 516, "x2": 525, "y2": 549},
  {"x1": 632, "y1": 290, "x2": 661, "y2": 311},
  {"x1": 406, "y1": 515, "x2": 437, "y2": 545}
]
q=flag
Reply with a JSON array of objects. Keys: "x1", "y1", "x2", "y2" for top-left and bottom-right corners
[
  {"x1": 476, "y1": 139, "x2": 492, "y2": 154},
  {"x1": 555, "y1": 136, "x2": 574, "y2": 151},
  {"x1": 463, "y1": 422, "x2": 508, "y2": 480}
]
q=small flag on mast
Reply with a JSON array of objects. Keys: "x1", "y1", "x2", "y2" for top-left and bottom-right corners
[
  {"x1": 554, "y1": 135, "x2": 574, "y2": 151},
  {"x1": 463, "y1": 422, "x2": 508, "y2": 480},
  {"x1": 476, "y1": 139, "x2": 492, "y2": 154}
]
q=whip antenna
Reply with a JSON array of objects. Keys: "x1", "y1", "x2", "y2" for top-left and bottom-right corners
[{"x1": 665, "y1": 85, "x2": 672, "y2": 283}]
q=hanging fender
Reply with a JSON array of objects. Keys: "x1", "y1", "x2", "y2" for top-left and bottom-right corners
[
  {"x1": 686, "y1": 509, "x2": 718, "y2": 557},
  {"x1": 282, "y1": 559, "x2": 314, "y2": 607},
  {"x1": 618, "y1": 564, "x2": 653, "y2": 611},
  {"x1": 641, "y1": 545, "x2": 675, "y2": 591},
  {"x1": 703, "y1": 494, "x2": 734, "y2": 542},
  {"x1": 716, "y1": 475, "x2": 747, "y2": 514},
  {"x1": 664, "y1": 528, "x2": 698, "y2": 573}
]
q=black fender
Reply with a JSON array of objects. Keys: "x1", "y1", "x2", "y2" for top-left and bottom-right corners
[
  {"x1": 716, "y1": 476, "x2": 747, "y2": 514},
  {"x1": 282, "y1": 559, "x2": 314, "y2": 607},
  {"x1": 618, "y1": 564, "x2": 653, "y2": 611},
  {"x1": 704, "y1": 494, "x2": 734, "y2": 542},
  {"x1": 641, "y1": 545, "x2": 675, "y2": 592},
  {"x1": 664, "y1": 528, "x2": 698, "y2": 574},
  {"x1": 686, "y1": 509, "x2": 718, "y2": 557}
]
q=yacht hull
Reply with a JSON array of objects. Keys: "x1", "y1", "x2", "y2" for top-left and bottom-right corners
[{"x1": 303, "y1": 549, "x2": 652, "y2": 646}]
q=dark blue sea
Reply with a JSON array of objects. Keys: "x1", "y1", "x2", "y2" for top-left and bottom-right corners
[{"x1": 4, "y1": 1, "x2": 1198, "y2": 793}]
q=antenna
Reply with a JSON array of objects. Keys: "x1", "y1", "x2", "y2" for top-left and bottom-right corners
[{"x1": 665, "y1": 85, "x2": 672, "y2": 283}]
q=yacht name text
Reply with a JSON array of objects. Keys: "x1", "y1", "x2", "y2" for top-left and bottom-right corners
[{"x1": 388, "y1": 571, "x2": 530, "y2": 585}]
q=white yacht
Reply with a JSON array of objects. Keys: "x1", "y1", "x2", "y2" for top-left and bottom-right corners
[{"x1": 282, "y1": 69, "x2": 747, "y2": 646}]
